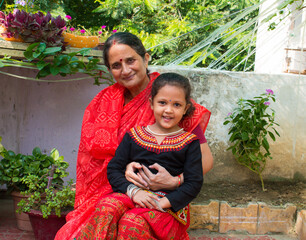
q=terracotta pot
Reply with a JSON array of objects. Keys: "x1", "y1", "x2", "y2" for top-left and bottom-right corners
[
  {"x1": 0, "y1": 25, "x2": 23, "y2": 42},
  {"x1": 27, "y1": 209, "x2": 68, "y2": 240},
  {"x1": 62, "y1": 31, "x2": 99, "y2": 48},
  {"x1": 11, "y1": 191, "x2": 33, "y2": 231}
]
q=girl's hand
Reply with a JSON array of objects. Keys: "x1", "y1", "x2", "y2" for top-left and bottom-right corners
[
  {"x1": 125, "y1": 162, "x2": 149, "y2": 189},
  {"x1": 133, "y1": 190, "x2": 160, "y2": 209},
  {"x1": 138, "y1": 163, "x2": 180, "y2": 191}
]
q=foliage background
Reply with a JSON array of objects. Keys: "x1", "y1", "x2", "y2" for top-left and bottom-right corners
[{"x1": 1, "y1": 0, "x2": 260, "y2": 70}]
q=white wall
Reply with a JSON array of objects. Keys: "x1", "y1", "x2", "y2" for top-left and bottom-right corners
[
  {"x1": 0, "y1": 66, "x2": 305, "y2": 183},
  {"x1": 255, "y1": 0, "x2": 306, "y2": 74}
]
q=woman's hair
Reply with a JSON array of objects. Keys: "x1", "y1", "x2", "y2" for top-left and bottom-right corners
[
  {"x1": 151, "y1": 72, "x2": 195, "y2": 118},
  {"x1": 103, "y1": 32, "x2": 147, "y2": 69}
]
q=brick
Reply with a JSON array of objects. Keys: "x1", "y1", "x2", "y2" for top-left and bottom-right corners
[
  {"x1": 219, "y1": 202, "x2": 258, "y2": 234},
  {"x1": 296, "y1": 210, "x2": 306, "y2": 240},
  {"x1": 257, "y1": 203, "x2": 296, "y2": 234},
  {"x1": 189, "y1": 201, "x2": 219, "y2": 231}
]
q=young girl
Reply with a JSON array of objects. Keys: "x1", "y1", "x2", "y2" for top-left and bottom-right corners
[{"x1": 107, "y1": 72, "x2": 203, "y2": 227}]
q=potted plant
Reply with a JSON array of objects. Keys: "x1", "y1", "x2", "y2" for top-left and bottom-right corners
[
  {"x1": 0, "y1": 9, "x2": 66, "y2": 47},
  {"x1": 0, "y1": 137, "x2": 72, "y2": 231},
  {"x1": 17, "y1": 148, "x2": 75, "y2": 240}
]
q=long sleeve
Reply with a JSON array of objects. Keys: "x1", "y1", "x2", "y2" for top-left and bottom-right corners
[
  {"x1": 107, "y1": 133, "x2": 133, "y2": 193},
  {"x1": 165, "y1": 140, "x2": 203, "y2": 212}
]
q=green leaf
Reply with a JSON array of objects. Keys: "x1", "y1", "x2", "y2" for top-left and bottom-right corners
[
  {"x1": 50, "y1": 148, "x2": 59, "y2": 161},
  {"x1": 223, "y1": 120, "x2": 230, "y2": 125},
  {"x1": 0, "y1": 61, "x2": 4, "y2": 68},
  {"x1": 36, "y1": 61, "x2": 49, "y2": 70},
  {"x1": 50, "y1": 65, "x2": 60, "y2": 76},
  {"x1": 262, "y1": 137, "x2": 269, "y2": 152},
  {"x1": 59, "y1": 65, "x2": 71, "y2": 74},
  {"x1": 241, "y1": 132, "x2": 248, "y2": 141},
  {"x1": 12, "y1": 177, "x2": 19, "y2": 182},
  {"x1": 268, "y1": 131, "x2": 276, "y2": 141},
  {"x1": 273, "y1": 128, "x2": 280, "y2": 137},
  {"x1": 43, "y1": 47, "x2": 62, "y2": 55},
  {"x1": 32, "y1": 147, "x2": 42, "y2": 156}
]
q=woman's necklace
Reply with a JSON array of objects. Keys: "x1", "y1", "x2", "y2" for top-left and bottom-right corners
[{"x1": 146, "y1": 125, "x2": 184, "y2": 136}]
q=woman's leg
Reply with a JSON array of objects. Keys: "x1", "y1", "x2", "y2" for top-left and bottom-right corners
[{"x1": 76, "y1": 193, "x2": 134, "y2": 240}]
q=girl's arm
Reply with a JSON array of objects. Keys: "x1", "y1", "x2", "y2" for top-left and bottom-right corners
[{"x1": 164, "y1": 139, "x2": 203, "y2": 212}]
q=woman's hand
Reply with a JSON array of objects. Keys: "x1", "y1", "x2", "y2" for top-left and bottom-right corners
[
  {"x1": 132, "y1": 190, "x2": 160, "y2": 209},
  {"x1": 125, "y1": 162, "x2": 149, "y2": 189},
  {"x1": 138, "y1": 163, "x2": 179, "y2": 191}
]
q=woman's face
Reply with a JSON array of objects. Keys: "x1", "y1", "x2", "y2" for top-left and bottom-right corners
[{"x1": 107, "y1": 43, "x2": 150, "y2": 96}]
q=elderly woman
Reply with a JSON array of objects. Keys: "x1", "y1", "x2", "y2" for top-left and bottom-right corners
[{"x1": 55, "y1": 32, "x2": 212, "y2": 240}]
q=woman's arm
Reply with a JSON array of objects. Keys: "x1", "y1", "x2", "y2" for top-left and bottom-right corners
[
  {"x1": 125, "y1": 142, "x2": 213, "y2": 191},
  {"x1": 201, "y1": 142, "x2": 214, "y2": 174}
]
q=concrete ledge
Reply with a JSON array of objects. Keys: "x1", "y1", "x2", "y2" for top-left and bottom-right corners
[
  {"x1": 189, "y1": 201, "x2": 219, "y2": 231},
  {"x1": 219, "y1": 202, "x2": 258, "y2": 234},
  {"x1": 189, "y1": 201, "x2": 303, "y2": 238},
  {"x1": 296, "y1": 210, "x2": 306, "y2": 240},
  {"x1": 257, "y1": 203, "x2": 296, "y2": 234}
]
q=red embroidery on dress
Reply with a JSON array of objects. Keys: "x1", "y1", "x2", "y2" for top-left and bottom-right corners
[{"x1": 128, "y1": 126, "x2": 197, "y2": 154}]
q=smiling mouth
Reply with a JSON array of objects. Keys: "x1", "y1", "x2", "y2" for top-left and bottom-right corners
[
  {"x1": 163, "y1": 116, "x2": 173, "y2": 121},
  {"x1": 123, "y1": 74, "x2": 135, "y2": 81}
]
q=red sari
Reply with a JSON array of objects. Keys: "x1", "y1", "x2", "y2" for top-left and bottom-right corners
[{"x1": 55, "y1": 72, "x2": 211, "y2": 240}]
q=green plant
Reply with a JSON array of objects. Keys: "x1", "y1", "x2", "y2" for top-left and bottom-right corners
[
  {"x1": 223, "y1": 89, "x2": 280, "y2": 191},
  {"x1": 0, "y1": 42, "x2": 114, "y2": 85},
  {"x1": 17, "y1": 148, "x2": 75, "y2": 218},
  {"x1": 0, "y1": 9, "x2": 66, "y2": 47},
  {"x1": 0, "y1": 138, "x2": 66, "y2": 193}
]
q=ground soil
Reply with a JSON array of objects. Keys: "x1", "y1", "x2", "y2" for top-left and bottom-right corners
[{"x1": 194, "y1": 181, "x2": 306, "y2": 210}]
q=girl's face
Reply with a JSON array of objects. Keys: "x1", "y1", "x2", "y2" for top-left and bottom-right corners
[
  {"x1": 150, "y1": 84, "x2": 190, "y2": 133},
  {"x1": 107, "y1": 43, "x2": 150, "y2": 97}
]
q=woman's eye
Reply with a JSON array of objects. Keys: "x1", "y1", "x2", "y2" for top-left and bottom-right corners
[
  {"x1": 158, "y1": 101, "x2": 166, "y2": 105},
  {"x1": 111, "y1": 63, "x2": 121, "y2": 69},
  {"x1": 127, "y1": 58, "x2": 135, "y2": 64},
  {"x1": 174, "y1": 103, "x2": 181, "y2": 107}
]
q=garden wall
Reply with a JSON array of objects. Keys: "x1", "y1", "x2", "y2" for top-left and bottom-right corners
[{"x1": 0, "y1": 66, "x2": 305, "y2": 183}]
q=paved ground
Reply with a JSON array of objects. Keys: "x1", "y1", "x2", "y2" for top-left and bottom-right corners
[{"x1": 0, "y1": 194, "x2": 299, "y2": 240}]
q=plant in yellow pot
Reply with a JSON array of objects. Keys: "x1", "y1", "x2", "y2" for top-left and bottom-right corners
[{"x1": 62, "y1": 15, "x2": 99, "y2": 48}]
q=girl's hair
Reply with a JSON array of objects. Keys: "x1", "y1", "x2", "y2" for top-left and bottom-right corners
[
  {"x1": 103, "y1": 32, "x2": 148, "y2": 69},
  {"x1": 151, "y1": 72, "x2": 195, "y2": 118}
]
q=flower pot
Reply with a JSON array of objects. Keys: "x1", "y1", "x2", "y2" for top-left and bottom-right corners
[
  {"x1": 0, "y1": 25, "x2": 23, "y2": 42},
  {"x1": 27, "y1": 209, "x2": 68, "y2": 240},
  {"x1": 62, "y1": 32, "x2": 99, "y2": 48},
  {"x1": 11, "y1": 191, "x2": 33, "y2": 231}
]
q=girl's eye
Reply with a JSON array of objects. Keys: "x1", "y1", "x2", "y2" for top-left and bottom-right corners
[
  {"x1": 158, "y1": 101, "x2": 166, "y2": 105},
  {"x1": 174, "y1": 103, "x2": 181, "y2": 107}
]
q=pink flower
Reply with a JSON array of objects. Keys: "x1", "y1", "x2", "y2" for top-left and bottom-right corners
[
  {"x1": 70, "y1": 27, "x2": 75, "y2": 32},
  {"x1": 264, "y1": 102, "x2": 270, "y2": 105},
  {"x1": 227, "y1": 112, "x2": 232, "y2": 116},
  {"x1": 101, "y1": 25, "x2": 106, "y2": 29},
  {"x1": 266, "y1": 89, "x2": 274, "y2": 95},
  {"x1": 98, "y1": 31, "x2": 102, "y2": 34},
  {"x1": 80, "y1": 29, "x2": 86, "y2": 34},
  {"x1": 64, "y1": 26, "x2": 67, "y2": 30},
  {"x1": 65, "y1": 15, "x2": 72, "y2": 20},
  {"x1": 112, "y1": 29, "x2": 117, "y2": 33}
]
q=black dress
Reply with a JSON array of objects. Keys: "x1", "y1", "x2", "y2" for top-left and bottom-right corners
[{"x1": 107, "y1": 126, "x2": 203, "y2": 212}]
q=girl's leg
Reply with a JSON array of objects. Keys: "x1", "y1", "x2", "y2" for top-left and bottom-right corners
[
  {"x1": 76, "y1": 193, "x2": 134, "y2": 240},
  {"x1": 117, "y1": 209, "x2": 189, "y2": 240}
]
